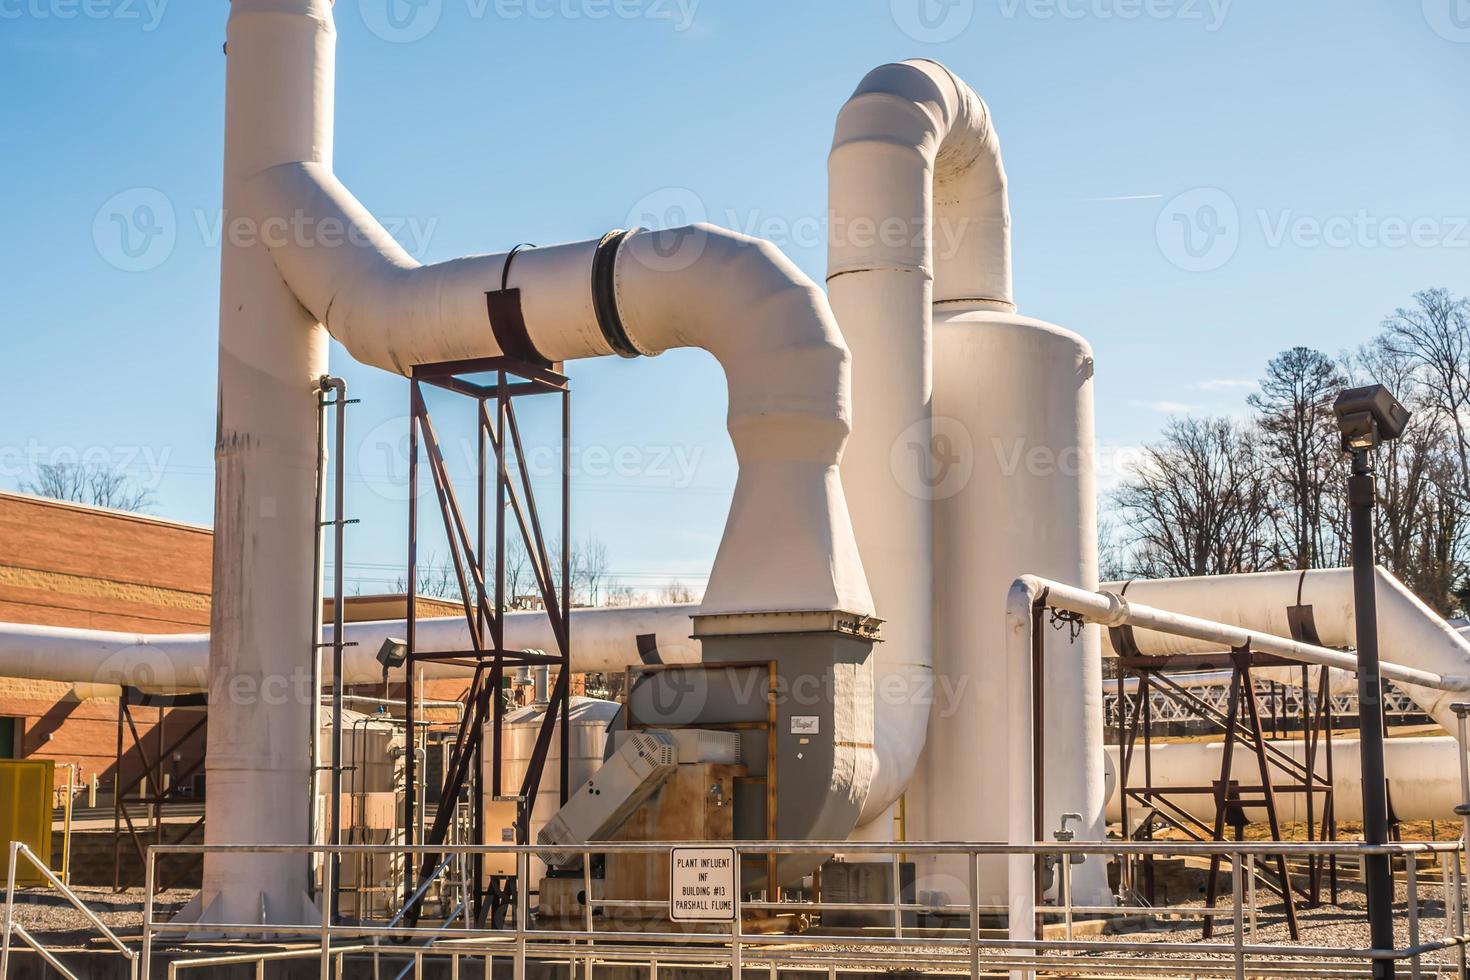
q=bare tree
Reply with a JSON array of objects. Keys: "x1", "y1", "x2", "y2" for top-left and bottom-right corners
[
  {"x1": 1113, "y1": 416, "x2": 1272, "y2": 578},
  {"x1": 1247, "y1": 347, "x2": 1347, "y2": 569},
  {"x1": 1096, "y1": 510, "x2": 1130, "y2": 582},
  {"x1": 1380, "y1": 288, "x2": 1470, "y2": 499},
  {"x1": 1348, "y1": 334, "x2": 1469, "y2": 614},
  {"x1": 580, "y1": 535, "x2": 609, "y2": 606},
  {"x1": 21, "y1": 460, "x2": 154, "y2": 513},
  {"x1": 504, "y1": 536, "x2": 532, "y2": 608},
  {"x1": 661, "y1": 580, "x2": 696, "y2": 604},
  {"x1": 393, "y1": 552, "x2": 463, "y2": 602},
  {"x1": 603, "y1": 584, "x2": 647, "y2": 607}
]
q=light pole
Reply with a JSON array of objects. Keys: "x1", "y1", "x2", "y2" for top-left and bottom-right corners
[{"x1": 1333, "y1": 384, "x2": 1411, "y2": 980}]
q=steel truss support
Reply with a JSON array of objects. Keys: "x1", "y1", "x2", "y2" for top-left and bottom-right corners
[
  {"x1": 1113, "y1": 650, "x2": 1339, "y2": 941},
  {"x1": 111, "y1": 687, "x2": 207, "y2": 893},
  {"x1": 400, "y1": 355, "x2": 572, "y2": 927}
]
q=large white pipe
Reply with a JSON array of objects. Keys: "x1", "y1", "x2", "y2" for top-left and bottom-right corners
[
  {"x1": 212, "y1": 0, "x2": 871, "y2": 922},
  {"x1": 828, "y1": 59, "x2": 1013, "y2": 834},
  {"x1": 1103, "y1": 568, "x2": 1470, "y2": 733},
  {"x1": 205, "y1": 0, "x2": 336, "y2": 926},
  {"x1": 1104, "y1": 737, "x2": 1467, "y2": 825},
  {"x1": 0, "y1": 605, "x2": 702, "y2": 693},
  {"x1": 252, "y1": 166, "x2": 871, "y2": 620},
  {"x1": 829, "y1": 61, "x2": 1107, "y2": 913}
]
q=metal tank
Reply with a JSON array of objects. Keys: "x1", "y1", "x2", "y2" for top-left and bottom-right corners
[{"x1": 488, "y1": 693, "x2": 620, "y2": 879}]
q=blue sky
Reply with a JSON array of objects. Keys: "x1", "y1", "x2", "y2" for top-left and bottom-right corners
[{"x1": 2, "y1": 0, "x2": 1468, "y2": 597}]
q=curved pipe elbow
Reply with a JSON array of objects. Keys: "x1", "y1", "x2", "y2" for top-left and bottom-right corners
[
  {"x1": 246, "y1": 166, "x2": 872, "y2": 618},
  {"x1": 829, "y1": 59, "x2": 1012, "y2": 309},
  {"x1": 615, "y1": 225, "x2": 873, "y2": 617}
]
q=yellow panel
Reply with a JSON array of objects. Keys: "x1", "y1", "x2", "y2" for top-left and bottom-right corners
[{"x1": 0, "y1": 760, "x2": 54, "y2": 887}]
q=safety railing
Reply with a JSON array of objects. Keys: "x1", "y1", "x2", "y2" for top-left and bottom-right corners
[
  {"x1": 137, "y1": 838, "x2": 1470, "y2": 980},
  {"x1": 2, "y1": 839, "x2": 139, "y2": 980}
]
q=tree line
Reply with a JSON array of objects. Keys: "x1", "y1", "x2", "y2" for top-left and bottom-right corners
[
  {"x1": 402, "y1": 533, "x2": 699, "y2": 609},
  {"x1": 1106, "y1": 288, "x2": 1470, "y2": 616}
]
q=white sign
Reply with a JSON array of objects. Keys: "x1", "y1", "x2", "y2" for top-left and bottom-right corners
[
  {"x1": 669, "y1": 846, "x2": 736, "y2": 922},
  {"x1": 790, "y1": 715, "x2": 819, "y2": 735}
]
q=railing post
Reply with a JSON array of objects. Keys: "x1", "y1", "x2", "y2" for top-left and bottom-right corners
[
  {"x1": 1062, "y1": 850, "x2": 1073, "y2": 943},
  {"x1": 320, "y1": 846, "x2": 333, "y2": 980},
  {"x1": 891, "y1": 850, "x2": 902, "y2": 939},
  {"x1": 731, "y1": 851, "x2": 743, "y2": 980},
  {"x1": 1247, "y1": 854, "x2": 1257, "y2": 942},
  {"x1": 514, "y1": 850, "x2": 526, "y2": 980},
  {"x1": 584, "y1": 848, "x2": 595, "y2": 936},
  {"x1": 2, "y1": 840, "x2": 18, "y2": 979},
  {"x1": 1454, "y1": 847, "x2": 1467, "y2": 980},
  {"x1": 969, "y1": 850, "x2": 981, "y2": 980},
  {"x1": 141, "y1": 845, "x2": 155, "y2": 980},
  {"x1": 1406, "y1": 855, "x2": 1421, "y2": 980},
  {"x1": 1232, "y1": 853, "x2": 1244, "y2": 980}
]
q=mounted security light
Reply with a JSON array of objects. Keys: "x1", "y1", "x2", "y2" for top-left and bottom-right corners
[
  {"x1": 1332, "y1": 384, "x2": 1410, "y2": 452},
  {"x1": 376, "y1": 637, "x2": 408, "y2": 672}
]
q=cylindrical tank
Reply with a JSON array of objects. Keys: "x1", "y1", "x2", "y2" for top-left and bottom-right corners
[
  {"x1": 315, "y1": 709, "x2": 403, "y2": 920},
  {"x1": 916, "y1": 305, "x2": 1109, "y2": 905},
  {"x1": 1104, "y1": 737, "x2": 1465, "y2": 824},
  {"x1": 488, "y1": 695, "x2": 620, "y2": 879}
]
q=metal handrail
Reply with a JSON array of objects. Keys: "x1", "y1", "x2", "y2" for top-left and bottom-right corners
[
  {"x1": 139, "y1": 837, "x2": 1470, "y2": 980},
  {"x1": 3, "y1": 839, "x2": 139, "y2": 980}
]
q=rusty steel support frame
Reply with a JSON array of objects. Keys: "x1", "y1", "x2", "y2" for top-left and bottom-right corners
[
  {"x1": 401, "y1": 355, "x2": 572, "y2": 926},
  {"x1": 111, "y1": 688, "x2": 207, "y2": 893},
  {"x1": 1112, "y1": 647, "x2": 1338, "y2": 942}
]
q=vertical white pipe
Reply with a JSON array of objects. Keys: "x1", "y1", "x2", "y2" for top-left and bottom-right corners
[
  {"x1": 201, "y1": 0, "x2": 334, "y2": 924},
  {"x1": 1005, "y1": 579, "x2": 1037, "y2": 979}
]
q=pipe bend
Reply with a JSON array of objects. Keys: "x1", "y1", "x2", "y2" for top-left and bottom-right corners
[
  {"x1": 829, "y1": 59, "x2": 1012, "y2": 308},
  {"x1": 247, "y1": 167, "x2": 871, "y2": 619},
  {"x1": 614, "y1": 224, "x2": 873, "y2": 617}
]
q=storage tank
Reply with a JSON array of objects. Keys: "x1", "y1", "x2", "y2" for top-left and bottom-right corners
[
  {"x1": 315, "y1": 708, "x2": 404, "y2": 920},
  {"x1": 489, "y1": 693, "x2": 620, "y2": 879},
  {"x1": 917, "y1": 306, "x2": 1109, "y2": 906}
]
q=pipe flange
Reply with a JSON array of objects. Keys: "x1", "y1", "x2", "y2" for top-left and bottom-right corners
[{"x1": 592, "y1": 228, "x2": 655, "y2": 358}]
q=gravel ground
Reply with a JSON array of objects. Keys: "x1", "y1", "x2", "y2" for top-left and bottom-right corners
[
  {"x1": 1, "y1": 885, "x2": 194, "y2": 950},
  {"x1": 1097, "y1": 875, "x2": 1468, "y2": 975}
]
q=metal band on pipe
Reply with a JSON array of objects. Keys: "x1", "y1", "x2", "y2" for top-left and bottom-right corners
[{"x1": 591, "y1": 228, "x2": 642, "y2": 358}]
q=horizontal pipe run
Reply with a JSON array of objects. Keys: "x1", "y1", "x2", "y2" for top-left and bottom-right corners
[{"x1": 1030, "y1": 576, "x2": 1470, "y2": 693}]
